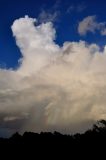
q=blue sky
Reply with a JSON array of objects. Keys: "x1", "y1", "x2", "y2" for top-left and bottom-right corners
[{"x1": 0, "y1": 0, "x2": 106, "y2": 68}]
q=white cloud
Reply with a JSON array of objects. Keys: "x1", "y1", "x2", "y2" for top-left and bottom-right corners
[
  {"x1": 11, "y1": 15, "x2": 59, "y2": 76},
  {"x1": 78, "y1": 15, "x2": 106, "y2": 36},
  {"x1": 1, "y1": 16, "x2": 106, "y2": 136}
]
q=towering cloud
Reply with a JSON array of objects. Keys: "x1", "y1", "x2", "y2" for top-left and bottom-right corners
[{"x1": 0, "y1": 16, "x2": 106, "y2": 137}]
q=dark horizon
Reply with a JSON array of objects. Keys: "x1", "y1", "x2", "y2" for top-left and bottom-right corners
[{"x1": 0, "y1": 119, "x2": 106, "y2": 158}]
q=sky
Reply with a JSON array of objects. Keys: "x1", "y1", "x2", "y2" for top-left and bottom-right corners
[{"x1": 1, "y1": 0, "x2": 106, "y2": 137}]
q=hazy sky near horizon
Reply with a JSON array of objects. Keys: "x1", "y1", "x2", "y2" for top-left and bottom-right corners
[{"x1": 0, "y1": 0, "x2": 106, "y2": 137}]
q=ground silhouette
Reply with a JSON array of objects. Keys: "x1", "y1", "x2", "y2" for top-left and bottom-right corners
[{"x1": 0, "y1": 120, "x2": 106, "y2": 158}]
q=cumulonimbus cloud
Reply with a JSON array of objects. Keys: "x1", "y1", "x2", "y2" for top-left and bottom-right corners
[{"x1": 0, "y1": 15, "x2": 106, "y2": 137}]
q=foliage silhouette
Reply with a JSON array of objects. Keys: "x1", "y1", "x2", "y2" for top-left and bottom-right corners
[{"x1": 0, "y1": 120, "x2": 106, "y2": 158}]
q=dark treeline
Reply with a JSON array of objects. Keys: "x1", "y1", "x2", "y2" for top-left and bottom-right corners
[{"x1": 0, "y1": 120, "x2": 106, "y2": 158}]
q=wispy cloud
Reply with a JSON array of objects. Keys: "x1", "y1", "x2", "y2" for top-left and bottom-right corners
[
  {"x1": 67, "y1": 3, "x2": 86, "y2": 13},
  {"x1": 38, "y1": 10, "x2": 59, "y2": 23},
  {"x1": 78, "y1": 15, "x2": 106, "y2": 36},
  {"x1": 38, "y1": 1, "x2": 60, "y2": 23}
]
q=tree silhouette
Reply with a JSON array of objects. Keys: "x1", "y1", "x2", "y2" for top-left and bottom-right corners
[{"x1": 0, "y1": 120, "x2": 106, "y2": 158}]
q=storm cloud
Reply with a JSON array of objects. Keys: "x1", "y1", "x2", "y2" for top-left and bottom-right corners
[{"x1": 0, "y1": 16, "x2": 106, "y2": 136}]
